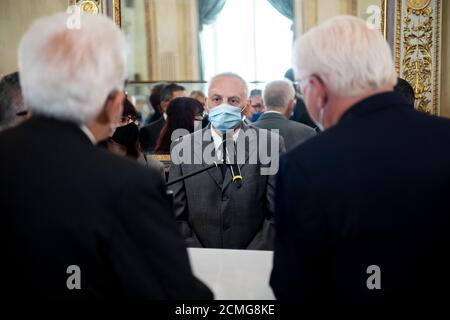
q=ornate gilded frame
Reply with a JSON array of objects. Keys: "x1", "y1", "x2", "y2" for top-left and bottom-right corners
[
  {"x1": 394, "y1": 0, "x2": 442, "y2": 115},
  {"x1": 68, "y1": 0, "x2": 121, "y2": 26}
]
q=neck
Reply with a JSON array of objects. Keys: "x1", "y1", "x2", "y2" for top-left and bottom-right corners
[
  {"x1": 325, "y1": 85, "x2": 394, "y2": 128},
  {"x1": 87, "y1": 121, "x2": 110, "y2": 143},
  {"x1": 266, "y1": 107, "x2": 288, "y2": 118}
]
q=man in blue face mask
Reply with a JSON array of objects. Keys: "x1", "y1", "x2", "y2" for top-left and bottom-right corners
[{"x1": 168, "y1": 72, "x2": 285, "y2": 250}]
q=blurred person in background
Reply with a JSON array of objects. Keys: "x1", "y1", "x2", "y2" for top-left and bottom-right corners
[
  {"x1": 0, "y1": 72, "x2": 29, "y2": 131},
  {"x1": 394, "y1": 77, "x2": 415, "y2": 107},
  {"x1": 252, "y1": 80, "x2": 316, "y2": 151},
  {"x1": 140, "y1": 83, "x2": 186, "y2": 152},
  {"x1": 103, "y1": 98, "x2": 165, "y2": 180},
  {"x1": 190, "y1": 90, "x2": 206, "y2": 106},
  {"x1": 155, "y1": 97, "x2": 204, "y2": 154},
  {"x1": 247, "y1": 89, "x2": 265, "y2": 122},
  {"x1": 284, "y1": 68, "x2": 317, "y2": 129},
  {"x1": 144, "y1": 82, "x2": 166, "y2": 125}
]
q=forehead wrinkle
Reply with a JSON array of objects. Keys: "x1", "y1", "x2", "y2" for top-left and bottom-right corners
[{"x1": 208, "y1": 77, "x2": 247, "y2": 100}]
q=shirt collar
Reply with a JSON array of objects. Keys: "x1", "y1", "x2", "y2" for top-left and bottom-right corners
[
  {"x1": 264, "y1": 110, "x2": 283, "y2": 115},
  {"x1": 79, "y1": 125, "x2": 96, "y2": 145}
]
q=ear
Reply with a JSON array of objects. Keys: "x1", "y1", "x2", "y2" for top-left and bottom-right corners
[
  {"x1": 310, "y1": 77, "x2": 328, "y2": 108},
  {"x1": 286, "y1": 99, "x2": 295, "y2": 116},
  {"x1": 160, "y1": 100, "x2": 168, "y2": 113},
  {"x1": 241, "y1": 99, "x2": 251, "y2": 115},
  {"x1": 103, "y1": 91, "x2": 125, "y2": 125}
]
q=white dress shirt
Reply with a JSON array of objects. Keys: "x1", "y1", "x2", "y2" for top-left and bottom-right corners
[
  {"x1": 210, "y1": 127, "x2": 240, "y2": 161},
  {"x1": 80, "y1": 125, "x2": 96, "y2": 145}
]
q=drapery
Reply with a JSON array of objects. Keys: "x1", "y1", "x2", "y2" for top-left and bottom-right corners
[
  {"x1": 198, "y1": 0, "x2": 227, "y2": 80},
  {"x1": 198, "y1": 0, "x2": 227, "y2": 30},
  {"x1": 266, "y1": 0, "x2": 294, "y2": 32}
]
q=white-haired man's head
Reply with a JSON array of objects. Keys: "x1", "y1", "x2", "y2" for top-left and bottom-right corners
[
  {"x1": 264, "y1": 80, "x2": 296, "y2": 118},
  {"x1": 18, "y1": 12, "x2": 127, "y2": 140},
  {"x1": 293, "y1": 15, "x2": 397, "y2": 129}
]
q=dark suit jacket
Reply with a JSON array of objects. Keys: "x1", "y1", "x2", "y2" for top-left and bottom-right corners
[
  {"x1": 139, "y1": 116, "x2": 165, "y2": 152},
  {"x1": 271, "y1": 92, "x2": 450, "y2": 304},
  {"x1": 0, "y1": 116, "x2": 212, "y2": 299},
  {"x1": 252, "y1": 112, "x2": 316, "y2": 151},
  {"x1": 168, "y1": 124, "x2": 285, "y2": 250},
  {"x1": 290, "y1": 97, "x2": 317, "y2": 129}
]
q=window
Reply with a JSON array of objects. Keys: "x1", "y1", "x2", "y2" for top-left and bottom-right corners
[{"x1": 201, "y1": 0, "x2": 294, "y2": 83}]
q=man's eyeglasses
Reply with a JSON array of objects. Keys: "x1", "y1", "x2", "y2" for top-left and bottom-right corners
[{"x1": 293, "y1": 74, "x2": 324, "y2": 95}]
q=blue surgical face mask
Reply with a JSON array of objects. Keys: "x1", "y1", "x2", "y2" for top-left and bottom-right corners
[{"x1": 208, "y1": 103, "x2": 243, "y2": 133}]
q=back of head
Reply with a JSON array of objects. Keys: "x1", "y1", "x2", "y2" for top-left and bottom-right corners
[
  {"x1": 190, "y1": 90, "x2": 205, "y2": 100},
  {"x1": 264, "y1": 80, "x2": 295, "y2": 110},
  {"x1": 166, "y1": 97, "x2": 202, "y2": 134},
  {"x1": 294, "y1": 15, "x2": 397, "y2": 97},
  {"x1": 123, "y1": 98, "x2": 138, "y2": 119},
  {"x1": 111, "y1": 122, "x2": 140, "y2": 158},
  {"x1": 0, "y1": 72, "x2": 24, "y2": 131},
  {"x1": 18, "y1": 12, "x2": 126, "y2": 125},
  {"x1": 160, "y1": 83, "x2": 186, "y2": 103},
  {"x1": 149, "y1": 82, "x2": 167, "y2": 109},
  {"x1": 394, "y1": 78, "x2": 415, "y2": 107},
  {"x1": 155, "y1": 97, "x2": 202, "y2": 152},
  {"x1": 250, "y1": 89, "x2": 262, "y2": 98}
]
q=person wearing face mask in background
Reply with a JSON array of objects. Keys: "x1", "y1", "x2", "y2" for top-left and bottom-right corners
[
  {"x1": 98, "y1": 98, "x2": 165, "y2": 180},
  {"x1": 168, "y1": 72, "x2": 285, "y2": 250}
]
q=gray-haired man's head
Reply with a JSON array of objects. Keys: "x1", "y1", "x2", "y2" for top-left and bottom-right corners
[{"x1": 263, "y1": 79, "x2": 296, "y2": 118}]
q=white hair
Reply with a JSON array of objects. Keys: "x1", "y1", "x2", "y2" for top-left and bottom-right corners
[
  {"x1": 293, "y1": 15, "x2": 397, "y2": 97},
  {"x1": 264, "y1": 79, "x2": 295, "y2": 109},
  {"x1": 209, "y1": 72, "x2": 249, "y2": 98},
  {"x1": 18, "y1": 12, "x2": 127, "y2": 124}
]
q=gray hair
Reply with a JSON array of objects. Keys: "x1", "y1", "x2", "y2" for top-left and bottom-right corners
[
  {"x1": 0, "y1": 72, "x2": 24, "y2": 131},
  {"x1": 263, "y1": 79, "x2": 295, "y2": 109},
  {"x1": 209, "y1": 72, "x2": 249, "y2": 98}
]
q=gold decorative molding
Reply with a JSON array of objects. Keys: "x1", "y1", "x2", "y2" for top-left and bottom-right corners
[
  {"x1": 407, "y1": 0, "x2": 431, "y2": 10},
  {"x1": 395, "y1": 0, "x2": 402, "y2": 75},
  {"x1": 340, "y1": 0, "x2": 357, "y2": 16},
  {"x1": 303, "y1": 0, "x2": 318, "y2": 32},
  {"x1": 381, "y1": 0, "x2": 387, "y2": 39},
  {"x1": 67, "y1": 0, "x2": 103, "y2": 15},
  {"x1": 396, "y1": 0, "x2": 442, "y2": 114},
  {"x1": 112, "y1": 0, "x2": 121, "y2": 27},
  {"x1": 433, "y1": 0, "x2": 440, "y2": 115}
]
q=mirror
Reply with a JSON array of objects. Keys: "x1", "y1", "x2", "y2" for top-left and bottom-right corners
[
  {"x1": 116, "y1": 0, "x2": 385, "y2": 119},
  {"x1": 119, "y1": 0, "x2": 385, "y2": 83}
]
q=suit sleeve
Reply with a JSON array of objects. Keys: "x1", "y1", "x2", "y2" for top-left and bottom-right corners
[
  {"x1": 270, "y1": 155, "x2": 332, "y2": 300},
  {"x1": 168, "y1": 150, "x2": 203, "y2": 248},
  {"x1": 109, "y1": 168, "x2": 212, "y2": 299},
  {"x1": 246, "y1": 133, "x2": 286, "y2": 250}
]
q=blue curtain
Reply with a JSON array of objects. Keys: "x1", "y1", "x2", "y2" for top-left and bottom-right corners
[
  {"x1": 198, "y1": 0, "x2": 227, "y2": 80},
  {"x1": 199, "y1": 0, "x2": 227, "y2": 30},
  {"x1": 266, "y1": 0, "x2": 295, "y2": 33}
]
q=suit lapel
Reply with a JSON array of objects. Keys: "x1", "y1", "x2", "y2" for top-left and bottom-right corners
[
  {"x1": 195, "y1": 127, "x2": 223, "y2": 189},
  {"x1": 222, "y1": 124, "x2": 257, "y2": 192}
]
